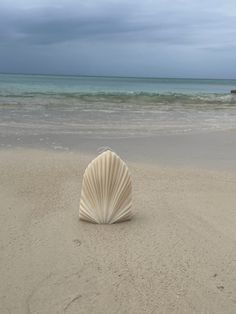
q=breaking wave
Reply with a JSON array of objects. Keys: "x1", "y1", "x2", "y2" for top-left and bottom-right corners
[{"x1": 1, "y1": 91, "x2": 236, "y2": 107}]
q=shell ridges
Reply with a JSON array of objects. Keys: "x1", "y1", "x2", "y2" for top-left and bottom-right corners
[{"x1": 79, "y1": 150, "x2": 133, "y2": 224}]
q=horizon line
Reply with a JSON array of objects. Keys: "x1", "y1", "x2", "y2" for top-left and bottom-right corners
[{"x1": 0, "y1": 71, "x2": 236, "y2": 81}]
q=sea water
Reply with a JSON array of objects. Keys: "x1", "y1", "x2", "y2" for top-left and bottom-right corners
[{"x1": 0, "y1": 73, "x2": 236, "y2": 138}]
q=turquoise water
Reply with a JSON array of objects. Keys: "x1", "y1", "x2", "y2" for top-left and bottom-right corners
[
  {"x1": 1, "y1": 73, "x2": 236, "y2": 94},
  {"x1": 0, "y1": 73, "x2": 236, "y2": 138}
]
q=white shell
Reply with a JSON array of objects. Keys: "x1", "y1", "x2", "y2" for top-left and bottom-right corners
[{"x1": 79, "y1": 150, "x2": 133, "y2": 224}]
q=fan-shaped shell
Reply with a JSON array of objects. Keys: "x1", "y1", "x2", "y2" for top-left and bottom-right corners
[{"x1": 79, "y1": 150, "x2": 133, "y2": 224}]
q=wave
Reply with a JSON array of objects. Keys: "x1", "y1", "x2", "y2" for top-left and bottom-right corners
[{"x1": 1, "y1": 91, "x2": 236, "y2": 106}]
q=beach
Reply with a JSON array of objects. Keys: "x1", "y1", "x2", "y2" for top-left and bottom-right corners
[
  {"x1": 0, "y1": 137, "x2": 236, "y2": 313},
  {"x1": 0, "y1": 74, "x2": 236, "y2": 313}
]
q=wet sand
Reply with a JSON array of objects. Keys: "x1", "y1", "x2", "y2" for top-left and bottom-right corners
[
  {"x1": 1, "y1": 129, "x2": 236, "y2": 171},
  {"x1": 0, "y1": 147, "x2": 236, "y2": 313}
]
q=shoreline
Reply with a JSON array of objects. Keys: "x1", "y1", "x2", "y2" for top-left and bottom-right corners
[
  {"x1": 0, "y1": 149, "x2": 236, "y2": 313},
  {"x1": 1, "y1": 128, "x2": 236, "y2": 172}
]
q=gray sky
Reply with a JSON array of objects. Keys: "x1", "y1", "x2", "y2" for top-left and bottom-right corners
[{"x1": 0, "y1": 0, "x2": 236, "y2": 78}]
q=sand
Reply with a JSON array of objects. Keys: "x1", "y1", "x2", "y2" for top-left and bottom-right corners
[
  {"x1": 0, "y1": 149, "x2": 236, "y2": 313},
  {"x1": 2, "y1": 129, "x2": 236, "y2": 171}
]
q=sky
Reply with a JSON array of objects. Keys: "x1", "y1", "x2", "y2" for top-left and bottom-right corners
[{"x1": 0, "y1": 0, "x2": 236, "y2": 78}]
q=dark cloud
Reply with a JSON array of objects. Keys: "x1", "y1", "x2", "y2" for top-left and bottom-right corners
[
  {"x1": 0, "y1": 0, "x2": 235, "y2": 46},
  {"x1": 0, "y1": 0, "x2": 236, "y2": 77}
]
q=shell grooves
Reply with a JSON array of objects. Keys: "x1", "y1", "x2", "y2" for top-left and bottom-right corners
[{"x1": 79, "y1": 150, "x2": 133, "y2": 224}]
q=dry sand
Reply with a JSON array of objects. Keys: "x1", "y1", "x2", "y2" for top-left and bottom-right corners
[{"x1": 0, "y1": 149, "x2": 236, "y2": 313}]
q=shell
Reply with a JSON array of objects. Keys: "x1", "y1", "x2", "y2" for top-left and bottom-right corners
[{"x1": 79, "y1": 150, "x2": 133, "y2": 224}]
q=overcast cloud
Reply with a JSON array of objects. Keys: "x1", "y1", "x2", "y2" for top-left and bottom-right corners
[{"x1": 0, "y1": 0, "x2": 236, "y2": 78}]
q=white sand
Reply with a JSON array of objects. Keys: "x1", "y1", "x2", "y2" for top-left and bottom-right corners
[{"x1": 0, "y1": 150, "x2": 236, "y2": 313}]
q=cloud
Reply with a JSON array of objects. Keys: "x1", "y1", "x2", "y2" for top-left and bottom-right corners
[
  {"x1": 0, "y1": 0, "x2": 235, "y2": 47},
  {"x1": 0, "y1": 0, "x2": 236, "y2": 77}
]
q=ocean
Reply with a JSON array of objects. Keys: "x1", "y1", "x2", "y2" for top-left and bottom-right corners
[{"x1": 0, "y1": 73, "x2": 236, "y2": 138}]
